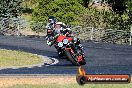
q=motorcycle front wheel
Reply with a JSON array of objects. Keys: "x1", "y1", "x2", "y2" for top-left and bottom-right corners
[{"x1": 64, "y1": 50, "x2": 80, "y2": 66}]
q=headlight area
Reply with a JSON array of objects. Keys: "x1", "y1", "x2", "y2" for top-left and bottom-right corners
[
  {"x1": 58, "y1": 42, "x2": 63, "y2": 47},
  {"x1": 63, "y1": 39, "x2": 68, "y2": 44}
]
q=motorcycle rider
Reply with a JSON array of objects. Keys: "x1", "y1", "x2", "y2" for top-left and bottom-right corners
[
  {"x1": 47, "y1": 20, "x2": 84, "y2": 53},
  {"x1": 46, "y1": 16, "x2": 57, "y2": 29},
  {"x1": 46, "y1": 21, "x2": 68, "y2": 47},
  {"x1": 46, "y1": 16, "x2": 57, "y2": 46},
  {"x1": 46, "y1": 17, "x2": 84, "y2": 56}
]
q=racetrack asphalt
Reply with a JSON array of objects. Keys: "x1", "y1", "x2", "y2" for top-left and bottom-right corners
[{"x1": 0, "y1": 35, "x2": 132, "y2": 74}]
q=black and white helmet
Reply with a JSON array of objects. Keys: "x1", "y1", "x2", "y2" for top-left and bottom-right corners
[{"x1": 48, "y1": 16, "x2": 57, "y2": 24}]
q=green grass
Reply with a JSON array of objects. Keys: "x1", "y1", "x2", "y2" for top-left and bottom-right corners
[
  {"x1": 0, "y1": 49, "x2": 43, "y2": 68},
  {"x1": 8, "y1": 83, "x2": 132, "y2": 88}
]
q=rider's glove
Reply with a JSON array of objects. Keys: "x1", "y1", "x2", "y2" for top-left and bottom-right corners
[
  {"x1": 47, "y1": 41, "x2": 52, "y2": 46},
  {"x1": 45, "y1": 36, "x2": 48, "y2": 40}
]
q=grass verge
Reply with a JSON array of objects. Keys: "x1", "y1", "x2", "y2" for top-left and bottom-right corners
[
  {"x1": 0, "y1": 49, "x2": 43, "y2": 68},
  {"x1": 0, "y1": 76, "x2": 131, "y2": 88},
  {"x1": 8, "y1": 83, "x2": 132, "y2": 88}
]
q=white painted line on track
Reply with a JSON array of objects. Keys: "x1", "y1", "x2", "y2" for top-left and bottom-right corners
[{"x1": 50, "y1": 58, "x2": 59, "y2": 66}]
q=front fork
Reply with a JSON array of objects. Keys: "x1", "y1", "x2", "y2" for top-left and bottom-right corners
[
  {"x1": 65, "y1": 46, "x2": 84, "y2": 63},
  {"x1": 65, "y1": 47, "x2": 75, "y2": 54}
]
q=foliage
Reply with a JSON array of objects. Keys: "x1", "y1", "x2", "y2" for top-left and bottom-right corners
[
  {"x1": 105, "y1": 12, "x2": 130, "y2": 31},
  {"x1": 25, "y1": 0, "x2": 132, "y2": 35},
  {"x1": 77, "y1": 0, "x2": 92, "y2": 7},
  {"x1": 30, "y1": 21, "x2": 45, "y2": 33},
  {"x1": 22, "y1": 0, "x2": 38, "y2": 7},
  {"x1": 0, "y1": 0, "x2": 23, "y2": 18},
  {"x1": 79, "y1": 8, "x2": 106, "y2": 28},
  {"x1": 32, "y1": 0, "x2": 86, "y2": 25},
  {"x1": 0, "y1": 0, "x2": 24, "y2": 35},
  {"x1": 103, "y1": 0, "x2": 132, "y2": 30},
  {"x1": 126, "y1": 0, "x2": 132, "y2": 23}
]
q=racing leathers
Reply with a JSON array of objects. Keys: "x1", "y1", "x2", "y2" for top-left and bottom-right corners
[
  {"x1": 46, "y1": 25, "x2": 84, "y2": 56},
  {"x1": 46, "y1": 16, "x2": 57, "y2": 46},
  {"x1": 45, "y1": 22, "x2": 55, "y2": 46},
  {"x1": 46, "y1": 21, "x2": 84, "y2": 56}
]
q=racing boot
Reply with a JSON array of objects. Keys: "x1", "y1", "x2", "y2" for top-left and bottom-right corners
[{"x1": 58, "y1": 51, "x2": 64, "y2": 58}]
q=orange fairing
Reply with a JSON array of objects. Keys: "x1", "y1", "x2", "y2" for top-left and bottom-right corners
[
  {"x1": 67, "y1": 37, "x2": 73, "y2": 41},
  {"x1": 78, "y1": 66, "x2": 86, "y2": 76},
  {"x1": 57, "y1": 34, "x2": 73, "y2": 42},
  {"x1": 57, "y1": 35, "x2": 66, "y2": 42}
]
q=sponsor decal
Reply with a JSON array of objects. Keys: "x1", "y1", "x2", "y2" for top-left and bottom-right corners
[{"x1": 76, "y1": 67, "x2": 131, "y2": 85}]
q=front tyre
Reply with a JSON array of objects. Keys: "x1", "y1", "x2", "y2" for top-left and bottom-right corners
[
  {"x1": 65, "y1": 50, "x2": 80, "y2": 66},
  {"x1": 78, "y1": 59, "x2": 86, "y2": 65}
]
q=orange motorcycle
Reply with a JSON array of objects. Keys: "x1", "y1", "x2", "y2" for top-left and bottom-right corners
[{"x1": 54, "y1": 34, "x2": 86, "y2": 66}]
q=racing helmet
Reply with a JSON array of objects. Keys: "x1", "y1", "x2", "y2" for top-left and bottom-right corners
[
  {"x1": 55, "y1": 22, "x2": 63, "y2": 25},
  {"x1": 55, "y1": 22, "x2": 66, "y2": 28},
  {"x1": 48, "y1": 16, "x2": 57, "y2": 23},
  {"x1": 55, "y1": 22, "x2": 62, "y2": 29}
]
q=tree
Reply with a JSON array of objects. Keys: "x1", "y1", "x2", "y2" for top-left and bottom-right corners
[
  {"x1": 0, "y1": 0, "x2": 23, "y2": 35},
  {"x1": 32, "y1": 0, "x2": 85, "y2": 25},
  {"x1": 100, "y1": 0, "x2": 132, "y2": 31},
  {"x1": 125, "y1": 0, "x2": 132, "y2": 23},
  {"x1": 0, "y1": 0, "x2": 23, "y2": 18},
  {"x1": 104, "y1": 0, "x2": 132, "y2": 15}
]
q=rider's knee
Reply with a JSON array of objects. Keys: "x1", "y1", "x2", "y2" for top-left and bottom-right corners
[{"x1": 73, "y1": 37, "x2": 80, "y2": 45}]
